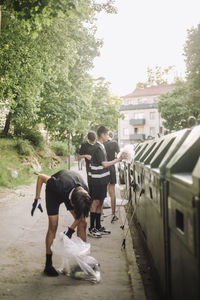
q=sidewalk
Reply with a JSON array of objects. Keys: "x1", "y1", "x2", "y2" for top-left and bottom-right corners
[{"x1": 0, "y1": 164, "x2": 146, "y2": 300}]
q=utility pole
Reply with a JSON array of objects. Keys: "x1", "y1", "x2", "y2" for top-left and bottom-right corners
[{"x1": 68, "y1": 133, "x2": 71, "y2": 170}]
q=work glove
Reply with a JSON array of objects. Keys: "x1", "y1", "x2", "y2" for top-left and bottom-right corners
[
  {"x1": 64, "y1": 227, "x2": 75, "y2": 239},
  {"x1": 31, "y1": 198, "x2": 43, "y2": 216}
]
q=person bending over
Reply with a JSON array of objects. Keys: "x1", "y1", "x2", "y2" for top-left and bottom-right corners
[{"x1": 31, "y1": 170, "x2": 92, "y2": 277}]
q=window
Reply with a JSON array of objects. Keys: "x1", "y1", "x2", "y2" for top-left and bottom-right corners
[
  {"x1": 150, "y1": 112, "x2": 156, "y2": 120},
  {"x1": 134, "y1": 127, "x2": 138, "y2": 134},
  {"x1": 150, "y1": 127, "x2": 156, "y2": 136},
  {"x1": 133, "y1": 112, "x2": 144, "y2": 119},
  {"x1": 123, "y1": 128, "x2": 129, "y2": 136},
  {"x1": 139, "y1": 98, "x2": 147, "y2": 103}
]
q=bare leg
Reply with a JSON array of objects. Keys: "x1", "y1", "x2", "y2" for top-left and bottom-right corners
[
  {"x1": 69, "y1": 211, "x2": 87, "y2": 242},
  {"x1": 44, "y1": 215, "x2": 59, "y2": 276},
  {"x1": 108, "y1": 183, "x2": 116, "y2": 215},
  {"x1": 46, "y1": 215, "x2": 59, "y2": 254}
]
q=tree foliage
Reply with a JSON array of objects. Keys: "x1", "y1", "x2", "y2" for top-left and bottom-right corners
[
  {"x1": 184, "y1": 24, "x2": 200, "y2": 119},
  {"x1": 136, "y1": 65, "x2": 174, "y2": 89},
  {"x1": 158, "y1": 81, "x2": 194, "y2": 131},
  {"x1": 0, "y1": 0, "x2": 119, "y2": 143}
]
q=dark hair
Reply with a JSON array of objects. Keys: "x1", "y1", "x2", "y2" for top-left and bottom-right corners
[
  {"x1": 87, "y1": 131, "x2": 96, "y2": 142},
  {"x1": 108, "y1": 131, "x2": 113, "y2": 138},
  {"x1": 97, "y1": 126, "x2": 109, "y2": 138},
  {"x1": 71, "y1": 187, "x2": 92, "y2": 219}
]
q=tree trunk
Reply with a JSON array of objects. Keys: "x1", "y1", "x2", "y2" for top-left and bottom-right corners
[{"x1": 3, "y1": 113, "x2": 11, "y2": 135}]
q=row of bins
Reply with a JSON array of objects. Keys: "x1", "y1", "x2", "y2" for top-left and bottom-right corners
[{"x1": 121, "y1": 125, "x2": 200, "y2": 299}]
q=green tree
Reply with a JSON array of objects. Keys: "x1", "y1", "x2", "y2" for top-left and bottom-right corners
[
  {"x1": 90, "y1": 80, "x2": 122, "y2": 131},
  {"x1": 158, "y1": 81, "x2": 194, "y2": 131},
  {"x1": 184, "y1": 24, "x2": 200, "y2": 119},
  {"x1": 136, "y1": 65, "x2": 174, "y2": 89}
]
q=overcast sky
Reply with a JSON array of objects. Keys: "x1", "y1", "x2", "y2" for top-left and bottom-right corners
[{"x1": 90, "y1": 0, "x2": 200, "y2": 97}]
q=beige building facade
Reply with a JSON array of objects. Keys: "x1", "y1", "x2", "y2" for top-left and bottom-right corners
[{"x1": 118, "y1": 84, "x2": 175, "y2": 147}]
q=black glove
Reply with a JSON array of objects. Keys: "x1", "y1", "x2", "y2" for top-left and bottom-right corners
[
  {"x1": 31, "y1": 198, "x2": 43, "y2": 216},
  {"x1": 64, "y1": 227, "x2": 75, "y2": 239}
]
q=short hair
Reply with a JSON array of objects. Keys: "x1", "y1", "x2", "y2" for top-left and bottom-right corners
[
  {"x1": 97, "y1": 126, "x2": 109, "y2": 138},
  {"x1": 87, "y1": 131, "x2": 96, "y2": 142},
  {"x1": 108, "y1": 131, "x2": 113, "y2": 139},
  {"x1": 71, "y1": 187, "x2": 92, "y2": 219}
]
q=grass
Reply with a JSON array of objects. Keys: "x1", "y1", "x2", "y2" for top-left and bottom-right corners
[{"x1": 0, "y1": 138, "x2": 74, "y2": 189}]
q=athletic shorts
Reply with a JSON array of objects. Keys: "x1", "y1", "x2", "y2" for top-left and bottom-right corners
[
  {"x1": 89, "y1": 182, "x2": 107, "y2": 201},
  {"x1": 45, "y1": 177, "x2": 73, "y2": 216},
  {"x1": 109, "y1": 165, "x2": 117, "y2": 185}
]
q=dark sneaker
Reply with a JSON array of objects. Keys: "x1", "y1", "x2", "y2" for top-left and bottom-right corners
[
  {"x1": 111, "y1": 215, "x2": 119, "y2": 223},
  {"x1": 44, "y1": 265, "x2": 59, "y2": 277},
  {"x1": 98, "y1": 226, "x2": 111, "y2": 235},
  {"x1": 88, "y1": 228, "x2": 102, "y2": 238}
]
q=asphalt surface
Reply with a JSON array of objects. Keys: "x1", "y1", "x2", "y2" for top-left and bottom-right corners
[{"x1": 0, "y1": 163, "x2": 146, "y2": 300}]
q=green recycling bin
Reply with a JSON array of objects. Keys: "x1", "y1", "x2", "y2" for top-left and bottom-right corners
[
  {"x1": 132, "y1": 139, "x2": 158, "y2": 234},
  {"x1": 166, "y1": 125, "x2": 200, "y2": 300},
  {"x1": 141, "y1": 128, "x2": 190, "y2": 295}
]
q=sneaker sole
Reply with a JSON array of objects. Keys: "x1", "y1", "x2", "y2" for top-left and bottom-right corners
[
  {"x1": 99, "y1": 232, "x2": 111, "y2": 235},
  {"x1": 87, "y1": 233, "x2": 102, "y2": 238}
]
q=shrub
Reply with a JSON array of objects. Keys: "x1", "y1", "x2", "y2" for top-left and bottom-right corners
[
  {"x1": 14, "y1": 126, "x2": 44, "y2": 149},
  {"x1": 50, "y1": 141, "x2": 67, "y2": 156},
  {"x1": 15, "y1": 139, "x2": 33, "y2": 156}
]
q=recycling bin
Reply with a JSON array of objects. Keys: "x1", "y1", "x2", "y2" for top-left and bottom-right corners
[
  {"x1": 166, "y1": 125, "x2": 200, "y2": 300},
  {"x1": 141, "y1": 128, "x2": 190, "y2": 295}
]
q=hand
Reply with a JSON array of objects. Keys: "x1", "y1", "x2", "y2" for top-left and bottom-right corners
[
  {"x1": 85, "y1": 155, "x2": 92, "y2": 160},
  {"x1": 64, "y1": 227, "x2": 75, "y2": 238},
  {"x1": 31, "y1": 198, "x2": 43, "y2": 216},
  {"x1": 119, "y1": 152, "x2": 128, "y2": 161}
]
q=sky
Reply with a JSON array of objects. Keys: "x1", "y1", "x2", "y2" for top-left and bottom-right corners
[{"x1": 90, "y1": 0, "x2": 200, "y2": 97}]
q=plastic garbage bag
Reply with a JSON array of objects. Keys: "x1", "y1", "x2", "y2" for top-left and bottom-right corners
[
  {"x1": 51, "y1": 232, "x2": 101, "y2": 283},
  {"x1": 117, "y1": 144, "x2": 135, "y2": 164}
]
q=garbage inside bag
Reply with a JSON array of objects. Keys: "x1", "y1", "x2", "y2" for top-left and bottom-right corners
[
  {"x1": 117, "y1": 144, "x2": 135, "y2": 164},
  {"x1": 51, "y1": 232, "x2": 101, "y2": 283}
]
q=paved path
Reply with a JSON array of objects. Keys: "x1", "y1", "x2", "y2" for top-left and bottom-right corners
[{"x1": 0, "y1": 164, "x2": 137, "y2": 300}]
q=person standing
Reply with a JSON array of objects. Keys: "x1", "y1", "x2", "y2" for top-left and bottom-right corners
[
  {"x1": 104, "y1": 131, "x2": 120, "y2": 223},
  {"x1": 78, "y1": 131, "x2": 96, "y2": 184},
  {"x1": 88, "y1": 126, "x2": 126, "y2": 238},
  {"x1": 31, "y1": 170, "x2": 92, "y2": 276}
]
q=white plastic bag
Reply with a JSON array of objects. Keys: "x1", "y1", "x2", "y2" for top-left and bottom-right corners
[
  {"x1": 117, "y1": 144, "x2": 135, "y2": 164},
  {"x1": 51, "y1": 232, "x2": 101, "y2": 283}
]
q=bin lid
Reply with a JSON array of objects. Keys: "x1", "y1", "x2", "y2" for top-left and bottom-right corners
[
  {"x1": 166, "y1": 125, "x2": 200, "y2": 181},
  {"x1": 149, "y1": 129, "x2": 190, "y2": 177},
  {"x1": 134, "y1": 140, "x2": 152, "y2": 161},
  {"x1": 142, "y1": 137, "x2": 163, "y2": 164}
]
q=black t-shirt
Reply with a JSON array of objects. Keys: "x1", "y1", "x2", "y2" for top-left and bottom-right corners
[
  {"x1": 91, "y1": 142, "x2": 107, "y2": 166},
  {"x1": 79, "y1": 141, "x2": 96, "y2": 172},
  {"x1": 50, "y1": 170, "x2": 88, "y2": 204},
  {"x1": 104, "y1": 139, "x2": 120, "y2": 161}
]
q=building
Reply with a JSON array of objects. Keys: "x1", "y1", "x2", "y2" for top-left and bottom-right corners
[{"x1": 118, "y1": 84, "x2": 175, "y2": 147}]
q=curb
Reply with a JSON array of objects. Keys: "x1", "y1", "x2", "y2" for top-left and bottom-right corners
[{"x1": 119, "y1": 206, "x2": 146, "y2": 300}]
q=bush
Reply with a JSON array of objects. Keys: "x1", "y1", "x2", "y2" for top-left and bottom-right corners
[
  {"x1": 50, "y1": 141, "x2": 67, "y2": 156},
  {"x1": 15, "y1": 139, "x2": 33, "y2": 156},
  {"x1": 14, "y1": 126, "x2": 44, "y2": 149}
]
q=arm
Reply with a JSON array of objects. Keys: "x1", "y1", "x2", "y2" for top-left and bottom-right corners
[
  {"x1": 35, "y1": 174, "x2": 50, "y2": 199},
  {"x1": 102, "y1": 157, "x2": 121, "y2": 168},
  {"x1": 78, "y1": 154, "x2": 91, "y2": 160},
  {"x1": 101, "y1": 152, "x2": 127, "y2": 168}
]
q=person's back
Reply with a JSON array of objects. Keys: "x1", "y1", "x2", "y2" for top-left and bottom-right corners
[{"x1": 78, "y1": 131, "x2": 97, "y2": 175}]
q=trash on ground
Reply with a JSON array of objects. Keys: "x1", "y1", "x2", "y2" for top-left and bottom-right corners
[{"x1": 51, "y1": 232, "x2": 101, "y2": 283}]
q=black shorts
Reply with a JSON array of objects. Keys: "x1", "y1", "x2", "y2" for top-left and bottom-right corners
[
  {"x1": 89, "y1": 182, "x2": 107, "y2": 201},
  {"x1": 45, "y1": 177, "x2": 73, "y2": 216},
  {"x1": 109, "y1": 165, "x2": 117, "y2": 184}
]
